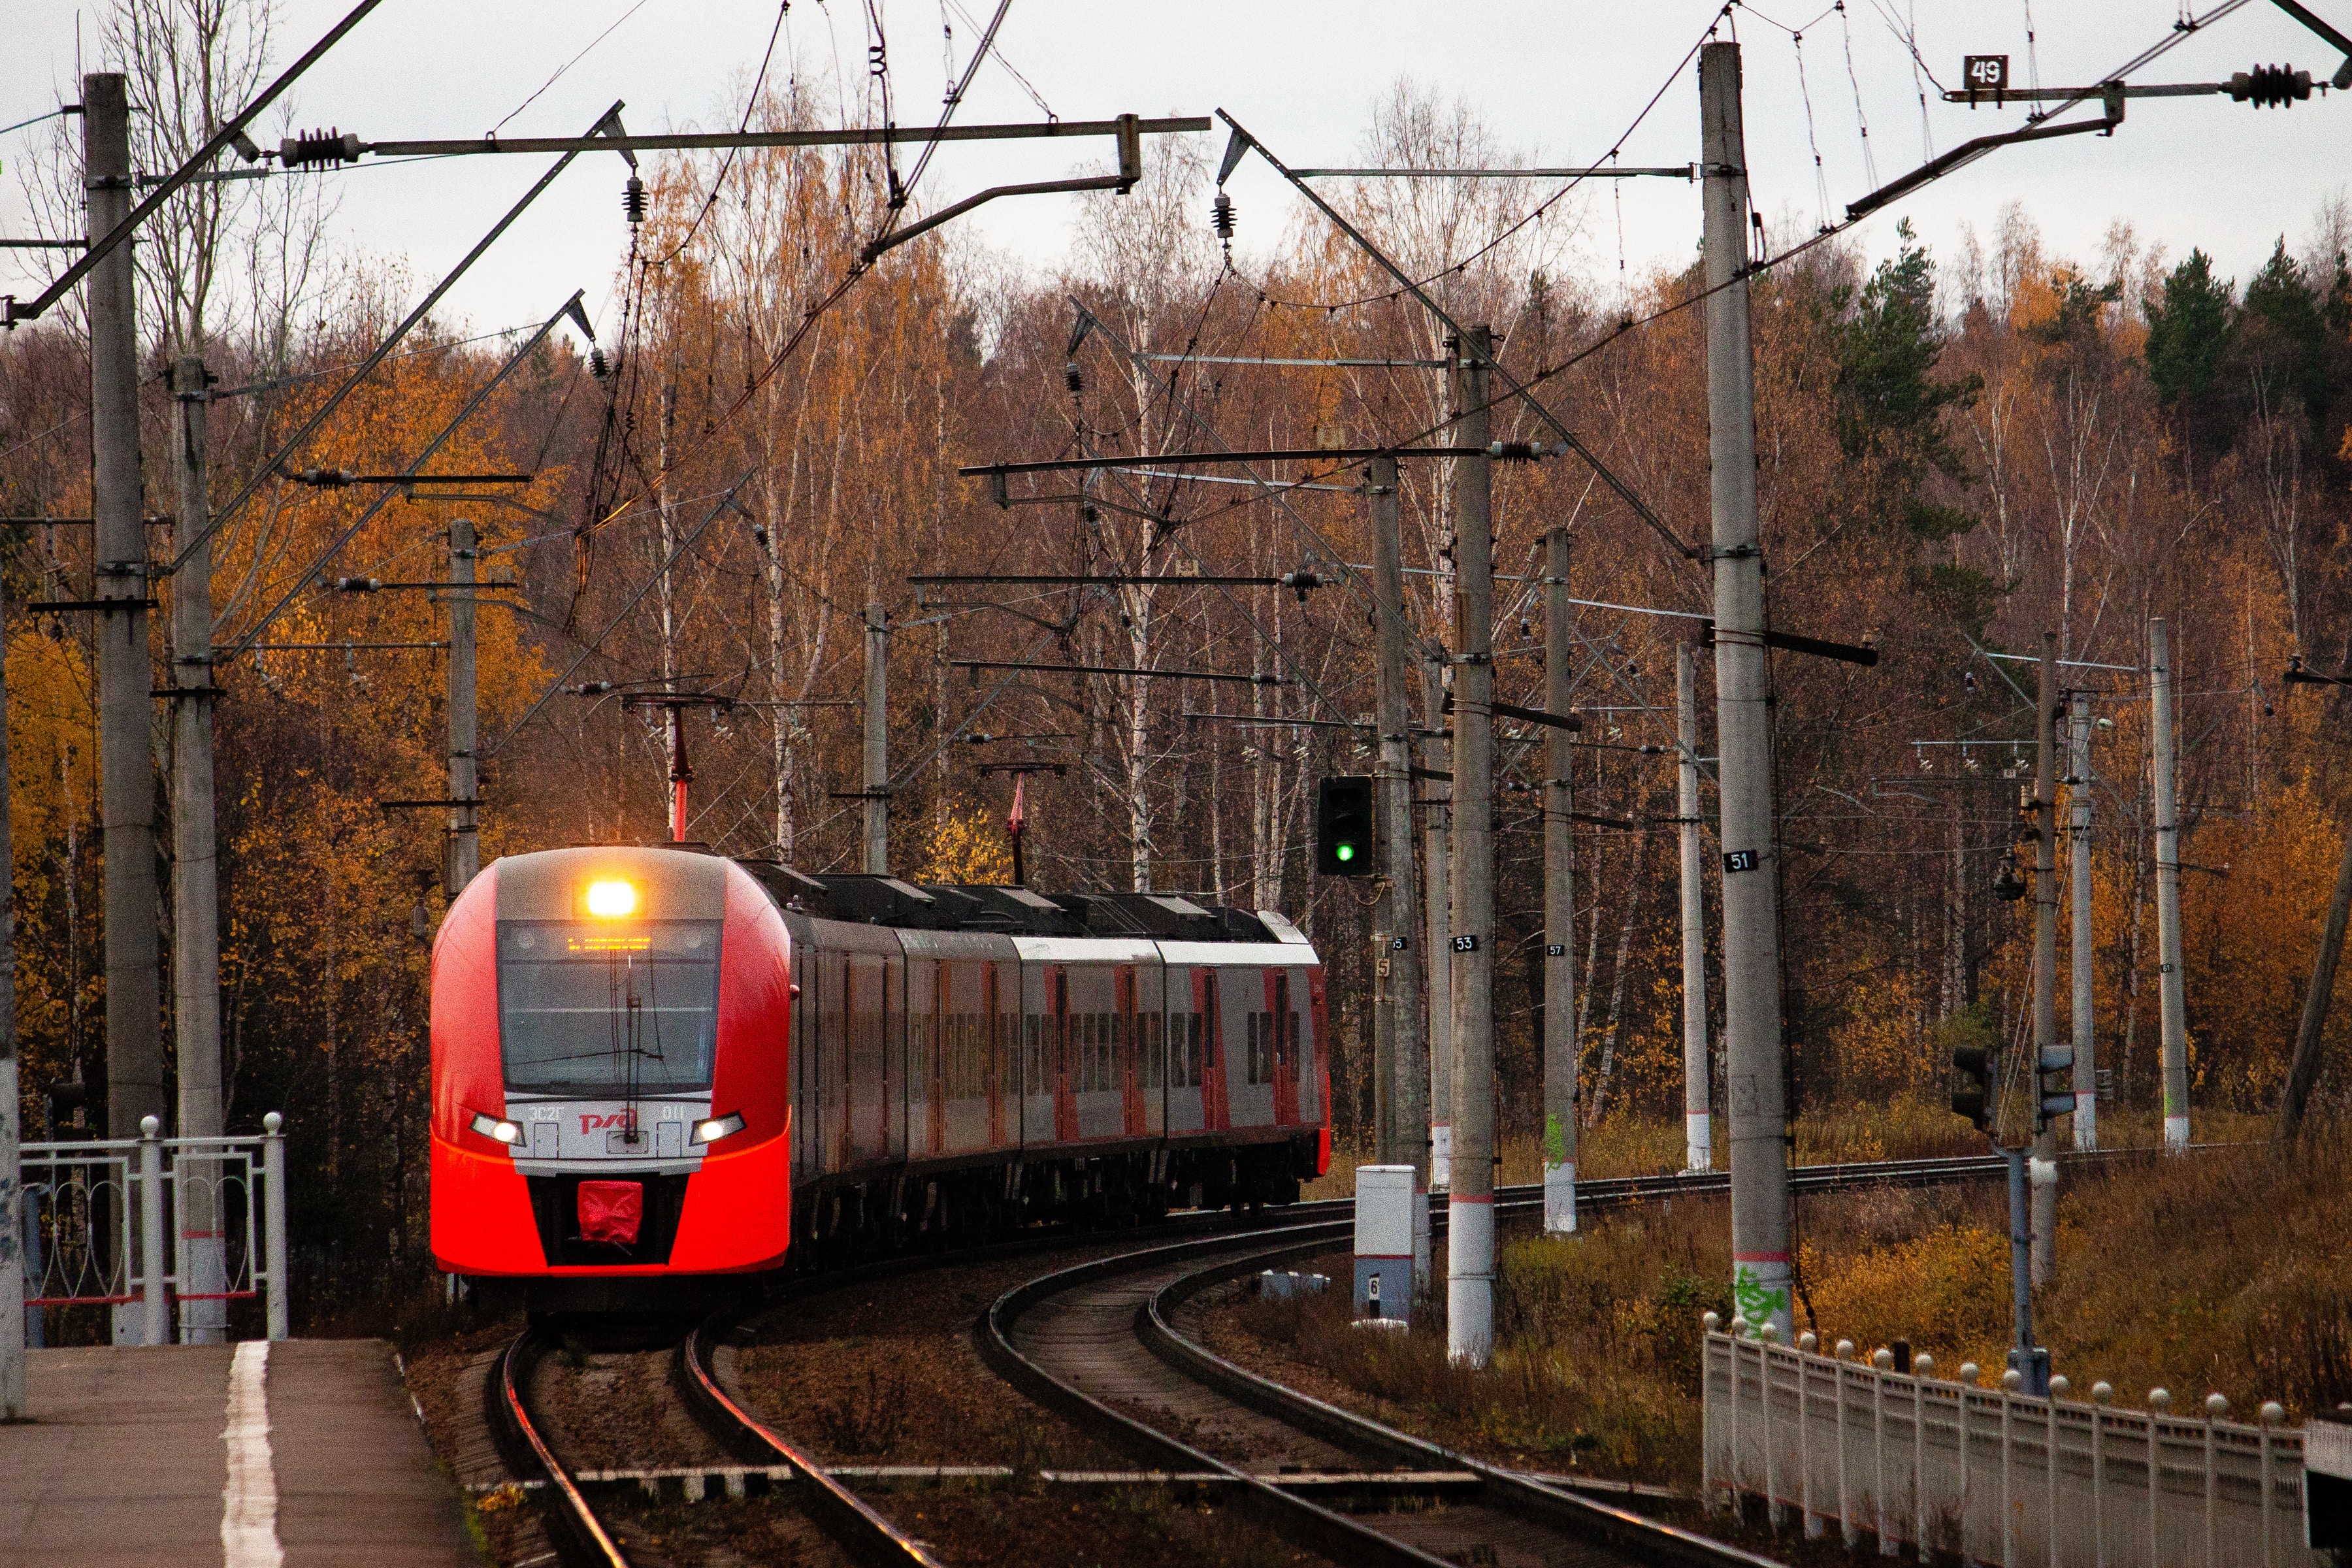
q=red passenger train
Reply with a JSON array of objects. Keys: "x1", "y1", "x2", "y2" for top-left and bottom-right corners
[{"x1": 430, "y1": 845, "x2": 1330, "y2": 1311}]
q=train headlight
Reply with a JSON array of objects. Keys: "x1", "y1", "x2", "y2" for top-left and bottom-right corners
[
  {"x1": 470, "y1": 1111, "x2": 525, "y2": 1145},
  {"x1": 584, "y1": 879, "x2": 638, "y2": 919},
  {"x1": 691, "y1": 1111, "x2": 746, "y2": 1146}
]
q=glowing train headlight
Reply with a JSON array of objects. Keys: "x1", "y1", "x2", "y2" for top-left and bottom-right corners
[
  {"x1": 470, "y1": 1111, "x2": 524, "y2": 1145},
  {"x1": 584, "y1": 879, "x2": 638, "y2": 919},
  {"x1": 691, "y1": 1111, "x2": 746, "y2": 1147}
]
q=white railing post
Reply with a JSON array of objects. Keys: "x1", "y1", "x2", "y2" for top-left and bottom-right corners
[
  {"x1": 2091, "y1": 1382, "x2": 2112, "y2": 1568},
  {"x1": 1798, "y1": 1331, "x2": 1821, "y2": 1537},
  {"x1": 1872, "y1": 1347, "x2": 1893, "y2": 1554},
  {"x1": 1761, "y1": 1329, "x2": 1783, "y2": 1528},
  {"x1": 2050, "y1": 1388, "x2": 2064, "y2": 1568},
  {"x1": 2149, "y1": 1389, "x2": 2170, "y2": 1567},
  {"x1": 261, "y1": 1113, "x2": 287, "y2": 1341},
  {"x1": 1961, "y1": 1366, "x2": 1979, "y2": 1556},
  {"x1": 1702, "y1": 1319, "x2": 1718, "y2": 1509},
  {"x1": 1914, "y1": 1354, "x2": 1934, "y2": 1552},
  {"x1": 1836, "y1": 1339, "x2": 1857, "y2": 1546},
  {"x1": 2259, "y1": 1401, "x2": 2283, "y2": 1568},
  {"x1": 138, "y1": 1116, "x2": 166, "y2": 1345},
  {"x1": 2204, "y1": 1394, "x2": 2225, "y2": 1568},
  {"x1": 2001, "y1": 1379, "x2": 2017, "y2": 1568}
]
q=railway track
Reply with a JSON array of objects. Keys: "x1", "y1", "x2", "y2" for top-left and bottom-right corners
[
  {"x1": 490, "y1": 1319, "x2": 943, "y2": 1567},
  {"x1": 474, "y1": 1148, "x2": 2125, "y2": 1565},
  {"x1": 977, "y1": 1148, "x2": 2126, "y2": 1568}
]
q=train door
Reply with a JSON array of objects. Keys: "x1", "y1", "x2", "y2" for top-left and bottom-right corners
[
  {"x1": 1051, "y1": 966, "x2": 1077, "y2": 1142},
  {"x1": 1226, "y1": 964, "x2": 1271, "y2": 1128},
  {"x1": 921, "y1": 957, "x2": 945, "y2": 1156},
  {"x1": 1267, "y1": 968, "x2": 1299, "y2": 1126},
  {"x1": 1194, "y1": 967, "x2": 1229, "y2": 1132},
  {"x1": 1302, "y1": 965, "x2": 1326, "y2": 1126},
  {"x1": 834, "y1": 953, "x2": 855, "y2": 1168},
  {"x1": 1137, "y1": 956, "x2": 1166, "y2": 1137},
  {"x1": 1019, "y1": 958, "x2": 1052, "y2": 1151},
  {"x1": 883, "y1": 954, "x2": 900, "y2": 1161},
  {"x1": 985, "y1": 962, "x2": 1007, "y2": 1148},
  {"x1": 1117, "y1": 965, "x2": 1143, "y2": 1137},
  {"x1": 789, "y1": 921, "x2": 822, "y2": 1183}
]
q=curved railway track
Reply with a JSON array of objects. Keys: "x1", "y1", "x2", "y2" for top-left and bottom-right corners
[
  {"x1": 977, "y1": 1149, "x2": 2125, "y2": 1567},
  {"x1": 477, "y1": 1149, "x2": 2129, "y2": 1565}
]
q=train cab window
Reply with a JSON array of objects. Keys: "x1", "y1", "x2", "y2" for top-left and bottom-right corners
[{"x1": 496, "y1": 920, "x2": 721, "y2": 1092}]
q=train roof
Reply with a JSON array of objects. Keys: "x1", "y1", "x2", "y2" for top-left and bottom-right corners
[{"x1": 730, "y1": 860, "x2": 1288, "y2": 945}]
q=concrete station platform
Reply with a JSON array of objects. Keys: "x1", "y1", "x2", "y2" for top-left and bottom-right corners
[{"x1": 0, "y1": 1339, "x2": 478, "y2": 1568}]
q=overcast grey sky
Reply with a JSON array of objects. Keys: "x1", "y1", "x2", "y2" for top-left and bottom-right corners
[{"x1": 7, "y1": 1, "x2": 2349, "y2": 346}]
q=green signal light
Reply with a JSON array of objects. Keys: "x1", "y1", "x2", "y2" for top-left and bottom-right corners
[{"x1": 1335, "y1": 843, "x2": 1355, "y2": 861}]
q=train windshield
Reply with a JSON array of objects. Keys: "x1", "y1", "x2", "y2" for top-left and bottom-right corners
[{"x1": 496, "y1": 920, "x2": 723, "y2": 1093}]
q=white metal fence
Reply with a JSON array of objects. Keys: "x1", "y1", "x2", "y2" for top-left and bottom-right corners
[
  {"x1": 18, "y1": 1112, "x2": 287, "y2": 1344},
  {"x1": 1702, "y1": 1328, "x2": 2317, "y2": 1567}
]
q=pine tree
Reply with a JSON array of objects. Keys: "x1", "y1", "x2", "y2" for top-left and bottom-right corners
[{"x1": 2144, "y1": 248, "x2": 2233, "y2": 405}]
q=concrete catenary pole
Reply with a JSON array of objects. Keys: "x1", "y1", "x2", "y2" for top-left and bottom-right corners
[
  {"x1": 1543, "y1": 527, "x2": 1578, "y2": 1236},
  {"x1": 448, "y1": 519, "x2": 480, "y2": 894},
  {"x1": 89, "y1": 75, "x2": 162, "y2": 1347},
  {"x1": 2031, "y1": 634, "x2": 2061, "y2": 1286},
  {"x1": 89, "y1": 74, "x2": 163, "y2": 1146},
  {"x1": 1678, "y1": 644, "x2": 1712, "y2": 1173},
  {"x1": 2068, "y1": 689, "x2": 2098, "y2": 1149},
  {"x1": 864, "y1": 603, "x2": 889, "y2": 874},
  {"x1": 171, "y1": 357, "x2": 226, "y2": 1343},
  {"x1": 0, "y1": 600, "x2": 22, "y2": 1413},
  {"x1": 1701, "y1": 42, "x2": 1793, "y2": 1344},
  {"x1": 1424, "y1": 666, "x2": 1454, "y2": 1190},
  {"x1": 1446, "y1": 326, "x2": 1497, "y2": 1366},
  {"x1": 1369, "y1": 455, "x2": 1431, "y2": 1288},
  {"x1": 2150, "y1": 617, "x2": 2190, "y2": 1149}
]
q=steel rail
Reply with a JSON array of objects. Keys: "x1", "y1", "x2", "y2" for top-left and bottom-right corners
[
  {"x1": 979, "y1": 1218, "x2": 1460, "y2": 1567},
  {"x1": 678, "y1": 1318, "x2": 946, "y2": 1567},
  {"x1": 1141, "y1": 1224, "x2": 1763, "y2": 1567},
  {"x1": 980, "y1": 1148, "x2": 2166, "y2": 1568},
  {"x1": 489, "y1": 1330, "x2": 632, "y2": 1567}
]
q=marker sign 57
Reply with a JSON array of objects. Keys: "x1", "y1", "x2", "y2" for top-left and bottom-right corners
[{"x1": 1964, "y1": 54, "x2": 2010, "y2": 91}]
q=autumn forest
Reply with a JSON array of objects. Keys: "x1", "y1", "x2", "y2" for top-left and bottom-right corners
[{"x1": 5, "y1": 60, "x2": 2351, "y2": 1307}]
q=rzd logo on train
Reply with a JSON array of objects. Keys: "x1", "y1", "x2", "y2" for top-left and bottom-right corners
[{"x1": 578, "y1": 1111, "x2": 638, "y2": 1135}]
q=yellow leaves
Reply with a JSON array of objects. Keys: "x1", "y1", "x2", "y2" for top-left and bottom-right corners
[
  {"x1": 913, "y1": 796, "x2": 1013, "y2": 887},
  {"x1": 5, "y1": 627, "x2": 97, "y2": 875},
  {"x1": 1803, "y1": 1222, "x2": 2014, "y2": 1367}
]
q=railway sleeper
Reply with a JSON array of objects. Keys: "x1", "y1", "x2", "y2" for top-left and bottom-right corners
[{"x1": 472, "y1": 1465, "x2": 1489, "y2": 1505}]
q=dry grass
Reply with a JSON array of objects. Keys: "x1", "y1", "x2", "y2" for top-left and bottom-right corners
[
  {"x1": 1231, "y1": 1220, "x2": 1712, "y2": 1483},
  {"x1": 1261, "y1": 1104, "x2": 2332, "y2": 1502},
  {"x1": 1806, "y1": 1127, "x2": 2352, "y2": 1418}
]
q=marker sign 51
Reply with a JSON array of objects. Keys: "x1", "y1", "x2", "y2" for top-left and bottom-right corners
[{"x1": 1964, "y1": 54, "x2": 2010, "y2": 91}]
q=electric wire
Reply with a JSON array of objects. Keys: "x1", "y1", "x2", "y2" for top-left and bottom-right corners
[
  {"x1": 487, "y1": 0, "x2": 654, "y2": 139},
  {"x1": 647, "y1": 1, "x2": 792, "y2": 270},
  {"x1": 1835, "y1": 1, "x2": 1880, "y2": 189},
  {"x1": 1791, "y1": 28, "x2": 1836, "y2": 232},
  {"x1": 1237, "y1": 8, "x2": 1723, "y2": 316}
]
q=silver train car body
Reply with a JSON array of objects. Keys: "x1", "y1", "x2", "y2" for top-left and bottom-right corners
[{"x1": 757, "y1": 868, "x2": 1331, "y2": 1254}]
